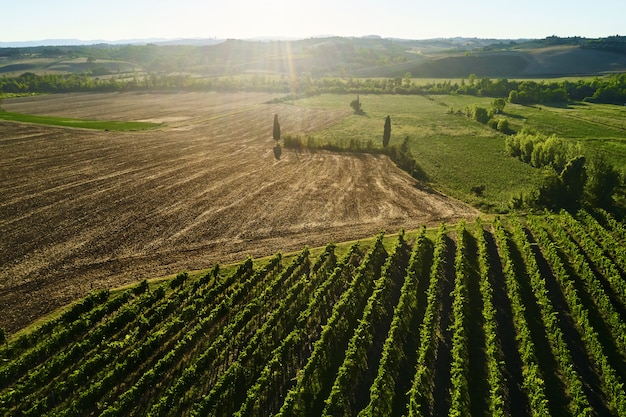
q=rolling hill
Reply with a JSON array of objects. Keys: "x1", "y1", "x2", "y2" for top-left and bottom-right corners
[{"x1": 2, "y1": 35, "x2": 626, "y2": 79}]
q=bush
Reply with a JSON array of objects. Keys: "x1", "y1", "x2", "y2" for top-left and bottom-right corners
[
  {"x1": 283, "y1": 134, "x2": 305, "y2": 149},
  {"x1": 497, "y1": 118, "x2": 510, "y2": 134},
  {"x1": 472, "y1": 106, "x2": 490, "y2": 124},
  {"x1": 487, "y1": 118, "x2": 499, "y2": 130}
]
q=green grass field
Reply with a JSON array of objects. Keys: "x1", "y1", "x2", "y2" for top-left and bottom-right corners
[
  {"x1": 0, "y1": 111, "x2": 160, "y2": 131},
  {"x1": 291, "y1": 93, "x2": 626, "y2": 211}
]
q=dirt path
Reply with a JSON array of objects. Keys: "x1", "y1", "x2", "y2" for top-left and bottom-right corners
[{"x1": 0, "y1": 92, "x2": 477, "y2": 332}]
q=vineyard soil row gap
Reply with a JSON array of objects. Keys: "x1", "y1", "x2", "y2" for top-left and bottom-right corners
[
  {"x1": 484, "y1": 227, "x2": 529, "y2": 417},
  {"x1": 463, "y1": 229, "x2": 490, "y2": 417}
]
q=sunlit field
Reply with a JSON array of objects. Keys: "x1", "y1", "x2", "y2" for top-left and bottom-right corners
[{"x1": 291, "y1": 93, "x2": 626, "y2": 209}]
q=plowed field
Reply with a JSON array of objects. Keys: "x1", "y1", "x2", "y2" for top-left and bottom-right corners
[{"x1": 0, "y1": 92, "x2": 476, "y2": 332}]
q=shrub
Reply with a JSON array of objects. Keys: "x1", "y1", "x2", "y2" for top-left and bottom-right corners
[
  {"x1": 472, "y1": 106, "x2": 490, "y2": 124},
  {"x1": 497, "y1": 118, "x2": 510, "y2": 134},
  {"x1": 283, "y1": 134, "x2": 305, "y2": 149}
]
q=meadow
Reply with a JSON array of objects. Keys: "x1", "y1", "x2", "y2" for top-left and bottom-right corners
[
  {"x1": 291, "y1": 93, "x2": 626, "y2": 210},
  {"x1": 0, "y1": 111, "x2": 159, "y2": 130}
]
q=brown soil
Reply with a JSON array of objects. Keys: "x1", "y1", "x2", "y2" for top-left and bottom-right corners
[{"x1": 0, "y1": 92, "x2": 477, "y2": 332}]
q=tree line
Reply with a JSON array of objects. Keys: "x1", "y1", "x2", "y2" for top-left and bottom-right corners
[{"x1": 2, "y1": 71, "x2": 626, "y2": 106}]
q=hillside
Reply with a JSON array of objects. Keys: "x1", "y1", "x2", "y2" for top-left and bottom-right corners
[
  {"x1": 2, "y1": 212, "x2": 626, "y2": 416},
  {"x1": 369, "y1": 45, "x2": 626, "y2": 78},
  {"x1": 2, "y1": 36, "x2": 626, "y2": 79}
]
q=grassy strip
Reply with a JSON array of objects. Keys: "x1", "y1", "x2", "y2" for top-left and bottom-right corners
[{"x1": 0, "y1": 111, "x2": 160, "y2": 131}]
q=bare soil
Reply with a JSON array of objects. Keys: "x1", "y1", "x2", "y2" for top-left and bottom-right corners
[{"x1": 0, "y1": 91, "x2": 477, "y2": 332}]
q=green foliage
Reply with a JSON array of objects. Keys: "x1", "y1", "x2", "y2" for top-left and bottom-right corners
[
  {"x1": 492, "y1": 98, "x2": 507, "y2": 114},
  {"x1": 3, "y1": 217, "x2": 626, "y2": 415},
  {"x1": 507, "y1": 81, "x2": 568, "y2": 104},
  {"x1": 0, "y1": 111, "x2": 158, "y2": 131},
  {"x1": 133, "y1": 280, "x2": 149, "y2": 296},
  {"x1": 282, "y1": 134, "x2": 308, "y2": 150},
  {"x1": 386, "y1": 136, "x2": 427, "y2": 181},
  {"x1": 505, "y1": 131, "x2": 581, "y2": 171},
  {"x1": 449, "y1": 221, "x2": 471, "y2": 417},
  {"x1": 585, "y1": 154, "x2": 622, "y2": 208},
  {"x1": 514, "y1": 217, "x2": 593, "y2": 416},
  {"x1": 492, "y1": 217, "x2": 551, "y2": 416},
  {"x1": 560, "y1": 156, "x2": 587, "y2": 207},
  {"x1": 524, "y1": 158, "x2": 587, "y2": 212},
  {"x1": 475, "y1": 219, "x2": 506, "y2": 417},
  {"x1": 496, "y1": 118, "x2": 510, "y2": 134},
  {"x1": 505, "y1": 130, "x2": 621, "y2": 211},
  {"x1": 170, "y1": 272, "x2": 189, "y2": 289},
  {"x1": 472, "y1": 106, "x2": 490, "y2": 124}
]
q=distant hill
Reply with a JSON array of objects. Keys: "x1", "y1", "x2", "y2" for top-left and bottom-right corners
[
  {"x1": 1, "y1": 35, "x2": 625, "y2": 79},
  {"x1": 378, "y1": 46, "x2": 626, "y2": 78},
  {"x1": 0, "y1": 38, "x2": 224, "y2": 47}
]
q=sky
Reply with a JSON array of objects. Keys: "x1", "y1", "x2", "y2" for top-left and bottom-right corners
[{"x1": 2, "y1": 0, "x2": 625, "y2": 43}]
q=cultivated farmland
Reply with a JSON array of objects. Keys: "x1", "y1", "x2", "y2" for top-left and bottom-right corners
[
  {"x1": 2, "y1": 212, "x2": 626, "y2": 416},
  {"x1": 0, "y1": 92, "x2": 476, "y2": 332}
]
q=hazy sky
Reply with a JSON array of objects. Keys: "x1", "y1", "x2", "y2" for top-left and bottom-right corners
[{"x1": 3, "y1": 0, "x2": 624, "y2": 42}]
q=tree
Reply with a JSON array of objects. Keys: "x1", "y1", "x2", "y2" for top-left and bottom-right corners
[
  {"x1": 350, "y1": 95, "x2": 363, "y2": 114},
  {"x1": 383, "y1": 115, "x2": 391, "y2": 147},
  {"x1": 272, "y1": 114, "x2": 281, "y2": 142},
  {"x1": 403, "y1": 72, "x2": 412, "y2": 87},
  {"x1": 560, "y1": 156, "x2": 587, "y2": 210},
  {"x1": 492, "y1": 98, "x2": 507, "y2": 114},
  {"x1": 584, "y1": 154, "x2": 621, "y2": 208}
]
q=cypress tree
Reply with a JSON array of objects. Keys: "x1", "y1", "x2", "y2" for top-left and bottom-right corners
[
  {"x1": 273, "y1": 114, "x2": 281, "y2": 142},
  {"x1": 383, "y1": 115, "x2": 391, "y2": 147}
]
